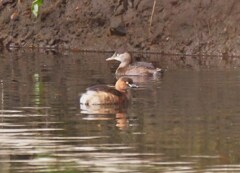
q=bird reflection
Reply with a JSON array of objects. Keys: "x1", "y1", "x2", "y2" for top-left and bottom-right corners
[
  {"x1": 115, "y1": 74, "x2": 164, "y2": 85},
  {"x1": 80, "y1": 104, "x2": 129, "y2": 130},
  {"x1": 115, "y1": 112, "x2": 128, "y2": 130}
]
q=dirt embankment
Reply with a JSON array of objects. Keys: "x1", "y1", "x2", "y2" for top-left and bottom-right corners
[{"x1": 1, "y1": 0, "x2": 240, "y2": 56}]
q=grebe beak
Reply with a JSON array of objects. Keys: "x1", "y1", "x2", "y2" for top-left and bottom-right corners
[
  {"x1": 128, "y1": 83, "x2": 138, "y2": 88},
  {"x1": 106, "y1": 52, "x2": 118, "y2": 61},
  {"x1": 106, "y1": 56, "x2": 115, "y2": 61}
]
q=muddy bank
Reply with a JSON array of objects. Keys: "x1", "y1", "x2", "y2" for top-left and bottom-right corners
[{"x1": 1, "y1": 0, "x2": 240, "y2": 56}]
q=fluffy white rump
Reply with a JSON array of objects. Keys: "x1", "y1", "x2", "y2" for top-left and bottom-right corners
[{"x1": 80, "y1": 91, "x2": 119, "y2": 105}]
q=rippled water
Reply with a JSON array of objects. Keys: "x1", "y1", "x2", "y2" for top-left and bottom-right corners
[{"x1": 0, "y1": 50, "x2": 240, "y2": 173}]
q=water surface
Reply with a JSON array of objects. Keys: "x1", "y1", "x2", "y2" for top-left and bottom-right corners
[{"x1": 0, "y1": 51, "x2": 240, "y2": 173}]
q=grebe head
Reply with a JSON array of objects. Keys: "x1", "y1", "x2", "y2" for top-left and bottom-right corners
[
  {"x1": 115, "y1": 77, "x2": 138, "y2": 92},
  {"x1": 106, "y1": 52, "x2": 132, "y2": 64}
]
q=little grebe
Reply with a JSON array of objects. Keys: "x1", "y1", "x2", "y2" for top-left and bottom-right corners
[
  {"x1": 106, "y1": 52, "x2": 164, "y2": 76},
  {"x1": 80, "y1": 77, "x2": 137, "y2": 105}
]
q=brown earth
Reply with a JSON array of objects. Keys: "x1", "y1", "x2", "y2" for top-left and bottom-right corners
[{"x1": 1, "y1": 0, "x2": 240, "y2": 56}]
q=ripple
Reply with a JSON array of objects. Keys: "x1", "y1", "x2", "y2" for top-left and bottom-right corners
[
  {"x1": 152, "y1": 161, "x2": 196, "y2": 165},
  {"x1": 0, "y1": 128, "x2": 62, "y2": 133},
  {"x1": 0, "y1": 114, "x2": 54, "y2": 118},
  {"x1": 17, "y1": 107, "x2": 51, "y2": 110},
  {"x1": 0, "y1": 123, "x2": 25, "y2": 127},
  {"x1": 205, "y1": 165, "x2": 240, "y2": 172},
  {"x1": 41, "y1": 136, "x2": 108, "y2": 140},
  {"x1": 0, "y1": 110, "x2": 23, "y2": 114},
  {"x1": 0, "y1": 110, "x2": 23, "y2": 113},
  {"x1": 82, "y1": 116, "x2": 113, "y2": 120},
  {"x1": 182, "y1": 155, "x2": 221, "y2": 159}
]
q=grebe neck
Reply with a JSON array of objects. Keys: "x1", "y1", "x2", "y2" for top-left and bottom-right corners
[{"x1": 118, "y1": 61, "x2": 129, "y2": 68}]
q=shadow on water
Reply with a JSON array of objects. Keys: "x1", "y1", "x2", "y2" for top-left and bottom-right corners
[{"x1": 0, "y1": 50, "x2": 240, "y2": 172}]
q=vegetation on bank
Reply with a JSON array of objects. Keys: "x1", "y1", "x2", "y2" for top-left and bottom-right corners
[{"x1": 31, "y1": 0, "x2": 43, "y2": 17}]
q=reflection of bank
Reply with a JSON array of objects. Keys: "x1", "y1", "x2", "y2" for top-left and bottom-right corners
[
  {"x1": 0, "y1": 80, "x2": 3, "y2": 112},
  {"x1": 80, "y1": 104, "x2": 129, "y2": 130},
  {"x1": 0, "y1": 80, "x2": 9, "y2": 172},
  {"x1": 33, "y1": 73, "x2": 42, "y2": 106}
]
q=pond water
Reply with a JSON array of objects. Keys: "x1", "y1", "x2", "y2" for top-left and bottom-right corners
[{"x1": 0, "y1": 50, "x2": 240, "y2": 173}]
